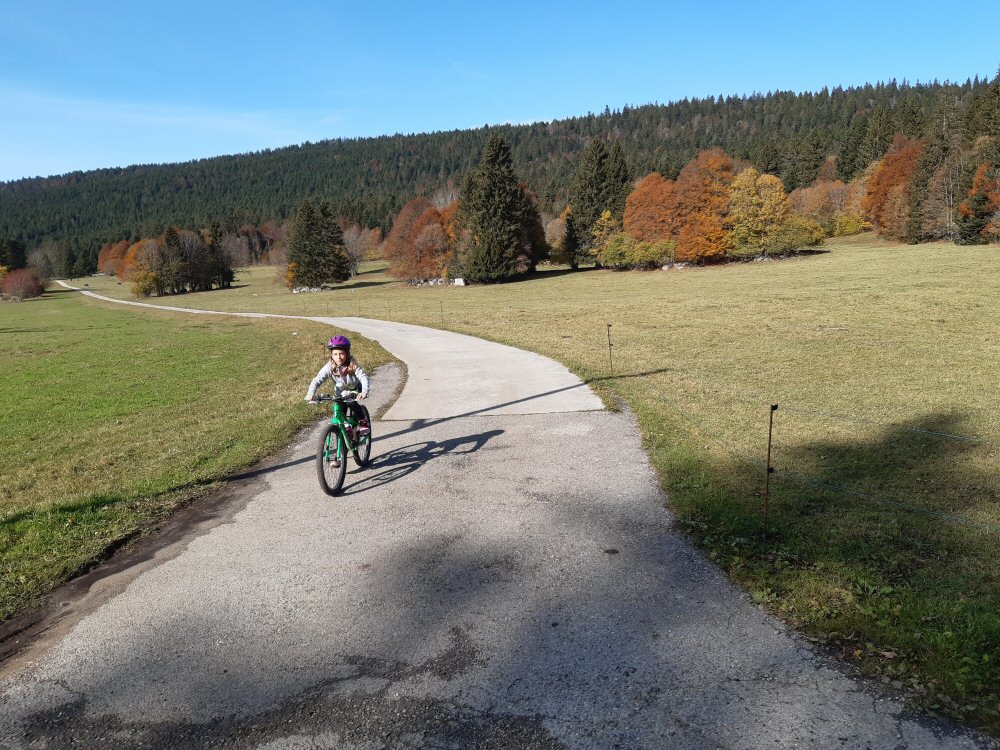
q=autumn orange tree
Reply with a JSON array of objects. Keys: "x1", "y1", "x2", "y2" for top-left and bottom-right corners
[
  {"x1": 384, "y1": 197, "x2": 432, "y2": 278},
  {"x1": 384, "y1": 197, "x2": 452, "y2": 280},
  {"x1": 96, "y1": 240, "x2": 131, "y2": 277},
  {"x1": 119, "y1": 240, "x2": 144, "y2": 281},
  {"x1": 623, "y1": 172, "x2": 678, "y2": 241},
  {"x1": 862, "y1": 134, "x2": 925, "y2": 240},
  {"x1": 673, "y1": 148, "x2": 735, "y2": 263},
  {"x1": 789, "y1": 179, "x2": 850, "y2": 235}
]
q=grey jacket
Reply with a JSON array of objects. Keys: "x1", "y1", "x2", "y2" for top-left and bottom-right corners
[{"x1": 305, "y1": 359, "x2": 369, "y2": 400}]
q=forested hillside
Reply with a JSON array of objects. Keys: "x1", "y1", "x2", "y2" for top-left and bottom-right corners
[{"x1": 2, "y1": 75, "x2": 998, "y2": 268}]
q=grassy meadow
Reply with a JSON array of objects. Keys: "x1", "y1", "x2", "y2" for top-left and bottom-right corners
[
  {"x1": 79, "y1": 234, "x2": 1000, "y2": 731},
  {"x1": 0, "y1": 288, "x2": 391, "y2": 621},
  {"x1": 13, "y1": 237, "x2": 1000, "y2": 732}
]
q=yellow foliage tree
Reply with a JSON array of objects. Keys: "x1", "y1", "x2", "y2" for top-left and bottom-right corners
[
  {"x1": 591, "y1": 210, "x2": 621, "y2": 252},
  {"x1": 728, "y1": 168, "x2": 790, "y2": 257}
]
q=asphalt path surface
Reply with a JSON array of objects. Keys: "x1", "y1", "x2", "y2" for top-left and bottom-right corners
[{"x1": 1, "y1": 289, "x2": 994, "y2": 749}]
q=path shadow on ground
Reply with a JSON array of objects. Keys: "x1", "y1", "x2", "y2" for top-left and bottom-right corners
[
  {"x1": 342, "y1": 429, "x2": 504, "y2": 495},
  {"x1": 5, "y1": 410, "x2": 993, "y2": 747},
  {"x1": 376, "y1": 368, "x2": 672, "y2": 444}
]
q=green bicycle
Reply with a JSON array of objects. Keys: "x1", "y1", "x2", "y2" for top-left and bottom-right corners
[{"x1": 313, "y1": 391, "x2": 372, "y2": 495}]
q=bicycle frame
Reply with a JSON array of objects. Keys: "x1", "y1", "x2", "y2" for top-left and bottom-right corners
[{"x1": 324, "y1": 396, "x2": 359, "y2": 462}]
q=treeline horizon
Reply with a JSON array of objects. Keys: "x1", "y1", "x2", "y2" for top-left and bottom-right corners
[{"x1": 1, "y1": 73, "x2": 998, "y2": 270}]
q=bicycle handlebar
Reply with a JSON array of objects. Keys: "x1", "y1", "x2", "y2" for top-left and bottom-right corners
[{"x1": 311, "y1": 391, "x2": 360, "y2": 404}]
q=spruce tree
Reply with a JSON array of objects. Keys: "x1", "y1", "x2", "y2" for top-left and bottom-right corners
[
  {"x1": 956, "y1": 164, "x2": 998, "y2": 244},
  {"x1": 859, "y1": 106, "x2": 895, "y2": 168},
  {"x1": 286, "y1": 199, "x2": 351, "y2": 287},
  {"x1": 606, "y1": 140, "x2": 631, "y2": 219},
  {"x1": 906, "y1": 94, "x2": 959, "y2": 242},
  {"x1": 71, "y1": 252, "x2": 90, "y2": 278},
  {"x1": 457, "y1": 135, "x2": 525, "y2": 283},
  {"x1": 568, "y1": 140, "x2": 610, "y2": 256},
  {"x1": 836, "y1": 115, "x2": 868, "y2": 181},
  {"x1": 161, "y1": 226, "x2": 184, "y2": 293},
  {"x1": 0, "y1": 239, "x2": 27, "y2": 270}
]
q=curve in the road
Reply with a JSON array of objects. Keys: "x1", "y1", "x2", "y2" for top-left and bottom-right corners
[{"x1": 54, "y1": 282, "x2": 603, "y2": 419}]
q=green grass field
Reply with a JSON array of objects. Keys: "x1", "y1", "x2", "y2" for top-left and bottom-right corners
[
  {"x1": 0, "y1": 288, "x2": 391, "y2": 622},
  {"x1": 25, "y1": 235, "x2": 1000, "y2": 731}
]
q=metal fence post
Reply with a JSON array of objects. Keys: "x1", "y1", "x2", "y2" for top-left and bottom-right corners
[
  {"x1": 764, "y1": 403, "x2": 778, "y2": 533},
  {"x1": 607, "y1": 323, "x2": 614, "y2": 377}
]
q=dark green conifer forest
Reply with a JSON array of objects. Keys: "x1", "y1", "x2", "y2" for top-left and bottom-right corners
[{"x1": 1, "y1": 75, "x2": 998, "y2": 272}]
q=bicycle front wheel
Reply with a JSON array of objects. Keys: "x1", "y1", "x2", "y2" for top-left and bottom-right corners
[{"x1": 316, "y1": 425, "x2": 347, "y2": 495}]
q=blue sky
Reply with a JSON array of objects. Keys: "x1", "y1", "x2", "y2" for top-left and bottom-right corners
[{"x1": 1, "y1": 1, "x2": 997, "y2": 182}]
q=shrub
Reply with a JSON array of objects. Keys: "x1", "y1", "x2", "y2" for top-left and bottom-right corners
[
  {"x1": 769, "y1": 216, "x2": 825, "y2": 255},
  {"x1": 284, "y1": 261, "x2": 298, "y2": 289},
  {"x1": 1, "y1": 268, "x2": 45, "y2": 299},
  {"x1": 131, "y1": 271, "x2": 160, "y2": 297},
  {"x1": 833, "y1": 212, "x2": 870, "y2": 237},
  {"x1": 598, "y1": 233, "x2": 676, "y2": 270}
]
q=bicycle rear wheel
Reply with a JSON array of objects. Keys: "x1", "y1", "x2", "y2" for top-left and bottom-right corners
[
  {"x1": 352, "y1": 405, "x2": 372, "y2": 467},
  {"x1": 316, "y1": 425, "x2": 347, "y2": 495}
]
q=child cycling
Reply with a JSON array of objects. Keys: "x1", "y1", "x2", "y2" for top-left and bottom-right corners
[{"x1": 305, "y1": 335, "x2": 370, "y2": 434}]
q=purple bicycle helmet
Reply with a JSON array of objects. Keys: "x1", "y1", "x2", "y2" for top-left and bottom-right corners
[{"x1": 327, "y1": 335, "x2": 351, "y2": 350}]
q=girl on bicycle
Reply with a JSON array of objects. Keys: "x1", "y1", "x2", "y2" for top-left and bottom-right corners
[{"x1": 305, "y1": 335, "x2": 370, "y2": 433}]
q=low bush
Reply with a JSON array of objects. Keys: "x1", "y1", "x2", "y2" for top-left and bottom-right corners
[
  {"x1": 769, "y1": 216, "x2": 825, "y2": 255},
  {"x1": 0, "y1": 268, "x2": 45, "y2": 299},
  {"x1": 598, "y1": 233, "x2": 676, "y2": 269},
  {"x1": 834, "y1": 212, "x2": 870, "y2": 237}
]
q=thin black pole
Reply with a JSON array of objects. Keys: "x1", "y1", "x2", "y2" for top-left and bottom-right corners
[
  {"x1": 764, "y1": 404, "x2": 778, "y2": 533},
  {"x1": 607, "y1": 324, "x2": 614, "y2": 377}
]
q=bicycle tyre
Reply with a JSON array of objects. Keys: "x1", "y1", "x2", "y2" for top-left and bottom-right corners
[
  {"x1": 352, "y1": 405, "x2": 372, "y2": 467},
  {"x1": 316, "y1": 425, "x2": 347, "y2": 495}
]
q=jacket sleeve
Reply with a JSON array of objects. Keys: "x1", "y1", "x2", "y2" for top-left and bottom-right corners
[
  {"x1": 305, "y1": 363, "x2": 332, "y2": 400},
  {"x1": 355, "y1": 363, "x2": 370, "y2": 397}
]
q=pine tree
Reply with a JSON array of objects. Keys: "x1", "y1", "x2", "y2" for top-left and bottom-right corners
[
  {"x1": 859, "y1": 106, "x2": 895, "y2": 168},
  {"x1": 71, "y1": 252, "x2": 91, "y2": 278},
  {"x1": 836, "y1": 115, "x2": 868, "y2": 181},
  {"x1": 0, "y1": 239, "x2": 27, "y2": 270},
  {"x1": 907, "y1": 94, "x2": 960, "y2": 242},
  {"x1": 568, "y1": 140, "x2": 610, "y2": 258},
  {"x1": 161, "y1": 227, "x2": 184, "y2": 293},
  {"x1": 606, "y1": 140, "x2": 631, "y2": 219},
  {"x1": 781, "y1": 131, "x2": 827, "y2": 191},
  {"x1": 956, "y1": 163, "x2": 999, "y2": 244},
  {"x1": 286, "y1": 199, "x2": 351, "y2": 287},
  {"x1": 457, "y1": 135, "x2": 525, "y2": 283},
  {"x1": 896, "y1": 96, "x2": 925, "y2": 138},
  {"x1": 517, "y1": 186, "x2": 549, "y2": 273}
]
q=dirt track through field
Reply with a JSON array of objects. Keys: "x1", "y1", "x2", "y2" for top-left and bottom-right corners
[{"x1": 0, "y1": 285, "x2": 992, "y2": 749}]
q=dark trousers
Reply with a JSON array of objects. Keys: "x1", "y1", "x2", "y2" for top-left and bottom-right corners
[{"x1": 347, "y1": 402, "x2": 369, "y2": 425}]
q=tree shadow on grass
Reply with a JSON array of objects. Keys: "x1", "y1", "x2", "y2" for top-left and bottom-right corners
[
  {"x1": 335, "y1": 280, "x2": 393, "y2": 290},
  {"x1": 8, "y1": 473, "x2": 990, "y2": 745},
  {"x1": 772, "y1": 410, "x2": 999, "y2": 542}
]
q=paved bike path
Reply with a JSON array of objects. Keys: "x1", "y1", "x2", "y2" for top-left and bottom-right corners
[
  {"x1": 48, "y1": 284, "x2": 604, "y2": 418},
  {"x1": 0, "y1": 287, "x2": 991, "y2": 749}
]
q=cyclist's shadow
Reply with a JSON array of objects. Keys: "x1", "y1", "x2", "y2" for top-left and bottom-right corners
[{"x1": 341, "y1": 429, "x2": 504, "y2": 495}]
